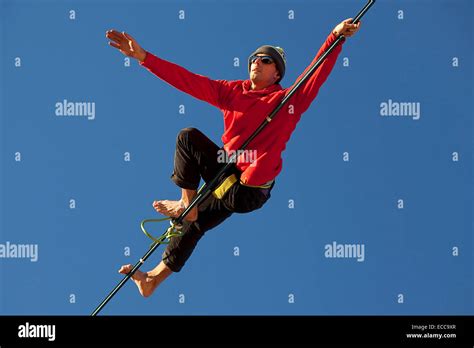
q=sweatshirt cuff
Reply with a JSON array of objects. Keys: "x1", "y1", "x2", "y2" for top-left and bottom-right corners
[
  {"x1": 139, "y1": 51, "x2": 153, "y2": 67},
  {"x1": 330, "y1": 31, "x2": 346, "y2": 44}
]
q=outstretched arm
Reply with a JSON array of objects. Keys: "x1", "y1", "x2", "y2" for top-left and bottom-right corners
[
  {"x1": 105, "y1": 30, "x2": 231, "y2": 109},
  {"x1": 289, "y1": 19, "x2": 361, "y2": 114}
]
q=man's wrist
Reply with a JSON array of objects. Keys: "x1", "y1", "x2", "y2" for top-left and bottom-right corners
[{"x1": 138, "y1": 50, "x2": 147, "y2": 63}]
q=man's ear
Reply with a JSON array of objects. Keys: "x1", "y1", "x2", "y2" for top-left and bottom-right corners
[{"x1": 274, "y1": 71, "x2": 280, "y2": 82}]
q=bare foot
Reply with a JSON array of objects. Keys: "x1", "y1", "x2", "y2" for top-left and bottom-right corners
[
  {"x1": 118, "y1": 264, "x2": 158, "y2": 298},
  {"x1": 152, "y1": 199, "x2": 198, "y2": 222}
]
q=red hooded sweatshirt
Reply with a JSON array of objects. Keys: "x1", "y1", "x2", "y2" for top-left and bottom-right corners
[{"x1": 140, "y1": 32, "x2": 345, "y2": 186}]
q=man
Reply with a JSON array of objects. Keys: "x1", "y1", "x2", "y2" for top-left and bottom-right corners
[{"x1": 105, "y1": 18, "x2": 361, "y2": 297}]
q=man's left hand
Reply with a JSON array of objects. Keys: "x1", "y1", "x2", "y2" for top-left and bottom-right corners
[{"x1": 332, "y1": 18, "x2": 362, "y2": 38}]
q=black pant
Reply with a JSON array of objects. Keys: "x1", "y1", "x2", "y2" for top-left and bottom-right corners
[{"x1": 162, "y1": 127, "x2": 275, "y2": 272}]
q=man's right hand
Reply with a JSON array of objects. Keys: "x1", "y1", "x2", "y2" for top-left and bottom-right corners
[{"x1": 106, "y1": 29, "x2": 147, "y2": 62}]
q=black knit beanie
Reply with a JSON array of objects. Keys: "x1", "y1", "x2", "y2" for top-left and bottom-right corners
[{"x1": 248, "y1": 45, "x2": 286, "y2": 84}]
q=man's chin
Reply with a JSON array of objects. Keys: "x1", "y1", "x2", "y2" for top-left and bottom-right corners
[{"x1": 250, "y1": 76, "x2": 262, "y2": 84}]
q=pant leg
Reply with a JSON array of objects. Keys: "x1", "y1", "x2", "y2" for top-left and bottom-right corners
[
  {"x1": 162, "y1": 192, "x2": 233, "y2": 272},
  {"x1": 164, "y1": 127, "x2": 232, "y2": 272},
  {"x1": 170, "y1": 127, "x2": 225, "y2": 189}
]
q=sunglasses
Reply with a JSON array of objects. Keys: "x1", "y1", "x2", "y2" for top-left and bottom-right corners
[{"x1": 249, "y1": 55, "x2": 274, "y2": 65}]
